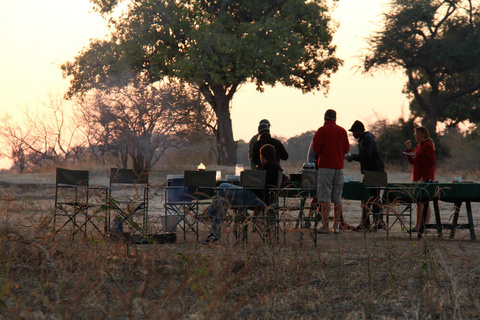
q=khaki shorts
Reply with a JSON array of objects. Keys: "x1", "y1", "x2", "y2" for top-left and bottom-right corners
[{"x1": 316, "y1": 168, "x2": 344, "y2": 203}]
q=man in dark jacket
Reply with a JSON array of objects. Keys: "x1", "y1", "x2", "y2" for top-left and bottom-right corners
[
  {"x1": 252, "y1": 123, "x2": 288, "y2": 169},
  {"x1": 248, "y1": 119, "x2": 270, "y2": 170},
  {"x1": 346, "y1": 120, "x2": 386, "y2": 231},
  {"x1": 251, "y1": 123, "x2": 289, "y2": 169}
]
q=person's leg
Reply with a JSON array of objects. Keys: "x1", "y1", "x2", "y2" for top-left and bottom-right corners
[
  {"x1": 316, "y1": 168, "x2": 334, "y2": 233},
  {"x1": 413, "y1": 202, "x2": 424, "y2": 231},
  {"x1": 204, "y1": 183, "x2": 238, "y2": 242},
  {"x1": 331, "y1": 169, "x2": 344, "y2": 232},
  {"x1": 414, "y1": 202, "x2": 431, "y2": 230},
  {"x1": 333, "y1": 202, "x2": 342, "y2": 231},
  {"x1": 319, "y1": 201, "x2": 331, "y2": 231},
  {"x1": 371, "y1": 188, "x2": 385, "y2": 227}
]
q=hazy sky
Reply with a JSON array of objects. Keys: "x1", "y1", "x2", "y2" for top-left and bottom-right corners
[{"x1": 0, "y1": 0, "x2": 409, "y2": 165}]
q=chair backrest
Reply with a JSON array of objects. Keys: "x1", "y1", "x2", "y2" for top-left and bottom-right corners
[
  {"x1": 184, "y1": 170, "x2": 216, "y2": 187},
  {"x1": 56, "y1": 167, "x2": 89, "y2": 186},
  {"x1": 301, "y1": 170, "x2": 317, "y2": 189},
  {"x1": 240, "y1": 170, "x2": 266, "y2": 188},
  {"x1": 110, "y1": 168, "x2": 148, "y2": 185},
  {"x1": 276, "y1": 171, "x2": 283, "y2": 188},
  {"x1": 364, "y1": 171, "x2": 388, "y2": 188}
]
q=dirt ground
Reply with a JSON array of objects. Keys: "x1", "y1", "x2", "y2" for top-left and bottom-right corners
[{"x1": 1, "y1": 168, "x2": 478, "y2": 244}]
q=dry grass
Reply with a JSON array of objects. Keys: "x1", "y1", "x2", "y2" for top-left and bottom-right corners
[{"x1": 1, "y1": 170, "x2": 480, "y2": 319}]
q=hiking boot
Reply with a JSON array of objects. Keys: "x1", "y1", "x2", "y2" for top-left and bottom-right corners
[
  {"x1": 353, "y1": 224, "x2": 370, "y2": 232},
  {"x1": 202, "y1": 233, "x2": 220, "y2": 245},
  {"x1": 373, "y1": 221, "x2": 387, "y2": 231}
]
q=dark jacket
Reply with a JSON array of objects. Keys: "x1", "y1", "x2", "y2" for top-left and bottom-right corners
[
  {"x1": 351, "y1": 131, "x2": 384, "y2": 173},
  {"x1": 251, "y1": 133, "x2": 289, "y2": 169},
  {"x1": 261, "y1": 160, "x2": 283, "y2": 188}
]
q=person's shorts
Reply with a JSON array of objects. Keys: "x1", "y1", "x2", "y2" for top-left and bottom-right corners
[{"x1": 316, "y1": 168, "x2": 344, "y2": 203}]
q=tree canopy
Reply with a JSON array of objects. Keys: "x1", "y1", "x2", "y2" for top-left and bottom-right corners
[
  {"x1": 62, "y1": 0, "x2": 342, "y2": 165},
  {"x1": 363, "y1": 0, "x2": 480, "y2": 132}
]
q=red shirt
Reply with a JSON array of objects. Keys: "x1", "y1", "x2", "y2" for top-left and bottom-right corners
[
  {"x1": 312, "y1": 120, "x2": 350, "y2": 169},
  {"x1": 406, "y1": 140, "x2": 436, "y2": 181}
]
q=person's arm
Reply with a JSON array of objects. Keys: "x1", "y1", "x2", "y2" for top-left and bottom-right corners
[
  {"x1": 352, "y1": 135, "x2": 374, "y2": 162},
  {"x1": 307, "y1": 140, "x2": 317, "y2": 163},
  {"x1": 276, "y1": 141, "x2": 289, "y2": 161},
  {"x1": 251, "y1": 142, "x2": 261, "y2": 167},
  {"x1": 312, "y1": 128, "x2": 323, "y2": 155},
  {"x1": 413, "y1": 143, "x2": 436, "y2": 166}
]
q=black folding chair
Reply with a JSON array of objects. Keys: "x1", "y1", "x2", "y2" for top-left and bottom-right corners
[
  {"x1": 164, "y1": 170, "x2": 217, "y2": 241},
  {"x1": 108, "y1": 168, "x2": 149, "y2": 236},
  {"x1": 227, "y1": 170, "x2": 267, "y2": 243},
  {"x1": 54, "y1": 168, "x2": 107, "y2": 238}
]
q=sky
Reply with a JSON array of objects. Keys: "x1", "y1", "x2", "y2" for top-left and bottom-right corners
[{"x1": 0, "y1": 0, "x2": 410, "y2": 167}]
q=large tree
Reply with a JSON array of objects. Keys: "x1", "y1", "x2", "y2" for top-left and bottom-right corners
[
  {"x1": 363, "y1": 0, "x2": 480, "y2": 132},
  {"x1": 61, "y1": 0, "x2": 342, "y2": 165}
]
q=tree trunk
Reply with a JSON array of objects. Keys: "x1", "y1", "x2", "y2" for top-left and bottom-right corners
[
  {"x1": 214, "y1": 96, "x2": 237, "y2": 165},
  {"x1": 200, "y1": 83, "x2": 237, "y2": 165}
]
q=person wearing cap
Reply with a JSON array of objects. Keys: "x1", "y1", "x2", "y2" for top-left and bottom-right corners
[
  {"x1": 346, "y1": 120, "x2": 386, "y2": 231},
  {"x1": 251, "y1": 122, "x2": 289, "y2": 169},
  {"x1": 248, "y1": 119, "x2": 271, "y2": 170},
  {"x1": 312, "y1": 109, "x2": 350, "y2": 234},
  {"x1": 202, "y1": 144, "x2": 284, "y2": 245}
]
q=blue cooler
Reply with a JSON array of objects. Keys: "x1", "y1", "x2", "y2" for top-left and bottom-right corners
[{"x1": 166, "y1": 174, "x2": 193, "y2": 203}]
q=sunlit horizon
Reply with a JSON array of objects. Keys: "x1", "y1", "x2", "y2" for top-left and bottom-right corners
[{"x1": 0, "y1": 0, "x2": 410, "y2": 169}]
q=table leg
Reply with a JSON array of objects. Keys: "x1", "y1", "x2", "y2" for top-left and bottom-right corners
[
  {"x1": 466, "y1": 201, "x2": 476, "y2": 240},
  {"x1": 433, "y1": 199, "x2": 442, "y2": 237},
  {"x1": 449, "y1": 202, "x2": 461, "y2": 239}
]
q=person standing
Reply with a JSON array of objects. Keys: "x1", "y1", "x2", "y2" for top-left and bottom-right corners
[
  {"x1": 248, "y1": 119, "x2": 271, "y2": 170},
  {"x1": 251, "y1": 123, "x2": 289, "y2": 169},
  {"x1": 346, "y1": 120, "x2": 386, "y2": 231},
  {"x1": 312, "y1": 109, "x2": 350, "y2": 234},
  {"x1": 404, "y1": 126, "x2": 436, "y2": 232}
]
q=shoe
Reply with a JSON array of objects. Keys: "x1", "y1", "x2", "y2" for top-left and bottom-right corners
[
  {"x1": 353, "y1": 224, "x2": 370, "y2": 232},
  {"x1": 339, "y1": 223, "x2": 354, "y2": 231},
  {"x1": 333, "y1": 228, "x2": 340, "y2": 234},
  {"x1": 406, "y1": 228, "x2": 420, "y2": 234},
  {"x1": 202, "y1": 233, "x2": 220, "y2": 245},
  {"x1": 317, "y1": 228, "x2": 331, "y2": 234},
  {"x1": 372, "y1": 221, "x2": 386, "y2": 231}
]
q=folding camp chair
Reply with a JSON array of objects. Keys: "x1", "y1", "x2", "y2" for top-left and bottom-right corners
[
  {"x1": 164, "y1": 170, "x2": 216, "y2": 241},
  {"x1": 226, "y1": 170, "x2": 267, "y2": 242},
  {"x1": 108, "y1": 168, "x2": 149, "y2": 236},
  {"x1": 54, "y1": 167, "x2": 107, "y2": 238}
]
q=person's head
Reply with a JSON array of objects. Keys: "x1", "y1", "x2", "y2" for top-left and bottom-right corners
[
  {"x1": 259, "y1": 119, "x2": 271, "y2": 127},
  {"x1": 324, "y1": 109, "x2": 336, "y2": 122},
  {"x1": 258, "y1": 123, "x2": 270, "y2": 135},
  {"x1": 414, "y1": 126, "x2": 429, "y2": 142},
  {"x1": 414, "y1": 126, "x2": 435, "y2": 148},
  {"x1": 348, "y1": 120, "x2": 365, "y2": 139},
  {"x1": 260, "y1": 144, "x2": 276, "y2": 164}
]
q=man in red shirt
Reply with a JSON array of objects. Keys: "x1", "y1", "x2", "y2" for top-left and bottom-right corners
[{"x1": 312, "y1": 109, "x2": 350, "y2": 234}]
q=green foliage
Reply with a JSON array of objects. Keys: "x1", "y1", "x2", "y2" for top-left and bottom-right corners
[
  {"x1": 364, "y1": 0, "x2": 480, "y2": 131},
  {"x1": 62, "y1": 0, "x2": 342, "y2": 165}
]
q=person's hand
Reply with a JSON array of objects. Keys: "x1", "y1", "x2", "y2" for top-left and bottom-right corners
[
  {"x1": 345, "y1": 155, "x2": 353, "y2": 162},
  {"x1": 405, "y1": 139, "x2": 412, "y2": 150}
]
